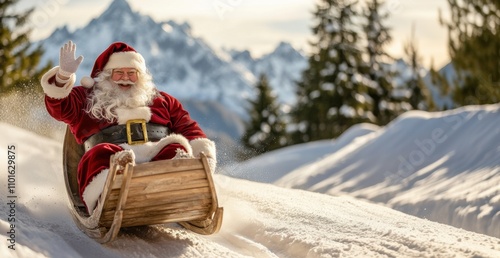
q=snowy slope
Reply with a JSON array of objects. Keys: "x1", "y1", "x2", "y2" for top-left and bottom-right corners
[
  {"x1": 223, "y1": 123, "x2": 380, "y2": 183},
  {"x1": 227, "y1": 104, "x2": 500, "y2": 239},
  {"x1": 1, "y1": 122, "x2": 499, "y2": 257}
]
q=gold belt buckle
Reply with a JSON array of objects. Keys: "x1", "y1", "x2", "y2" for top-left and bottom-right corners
[{"x1": 126, "y1": 119, "x2": 148, "y2": 145}]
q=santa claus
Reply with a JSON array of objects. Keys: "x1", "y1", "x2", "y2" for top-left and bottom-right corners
[{"x1": 41, "y1": 41, "x2": 216, "y2": 214}]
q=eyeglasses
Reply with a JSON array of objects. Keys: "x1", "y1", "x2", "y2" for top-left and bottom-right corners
[{"x1": 112, "y1": 69, "x2": 137, "y2": 79}]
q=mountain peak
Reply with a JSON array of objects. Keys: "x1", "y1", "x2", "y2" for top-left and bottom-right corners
[
  {"x1": 162, "y1": 21, "x2": 193, "y2": 35},
  {"x1": 276, "y1": 41, "x2": 293, "y2": 50},
  {"x1": 258, "y1": 42, "x2": 304, "y2": 64},
  {"x1": 108, "y1": 0, "x2": 132, "y2": 10},
  {"x1": 272, "y1": 42, "x2": 300, "y2": 56},
  {"x1": 100, "y1": 0, "x2": 135, "y2": 21},
  {"x1": 46, "y1": 25, "x2": 71, "y2": 42}
]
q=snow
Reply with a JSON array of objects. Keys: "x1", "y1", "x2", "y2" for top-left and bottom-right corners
[
  {"x1": 227, "y1": 104, "x2": 500, "y2": 239},
  {"x1": 1, "y1": 105, "x2": 500, "y2": 257}
]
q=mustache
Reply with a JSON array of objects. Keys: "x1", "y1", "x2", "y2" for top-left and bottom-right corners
[{"x1": 113, "y1": 80, "x2": 135, "y2": 86}]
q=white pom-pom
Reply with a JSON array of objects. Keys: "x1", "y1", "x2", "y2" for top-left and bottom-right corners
[{"x1": 80, "y1": 76, "x2": 95, "y2": 88}]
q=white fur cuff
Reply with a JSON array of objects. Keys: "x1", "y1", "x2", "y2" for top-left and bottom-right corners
[
  {"x1": 82, "y1": 169, "x2": 109, "y2": 214},
  {"x1": 190, "y1": 138, "x2": 216, "y2": 159},
  {"x1": 40, "y1": 66, "x2": 75, "y2": 99},
  {"x1": 120, "y1": 133, "x2": 192, "y2": 164},
  {"x1": 206, "y1": 157, "x2": 217, "y2": 174}
]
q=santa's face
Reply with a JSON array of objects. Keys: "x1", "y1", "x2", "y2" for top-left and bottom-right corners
[
  {"x1": 86, "y1": 68, "x2": 157, "y2": 122},
  {"x1": 111, "y1": 68, "x2": 138, "y2": 90}
]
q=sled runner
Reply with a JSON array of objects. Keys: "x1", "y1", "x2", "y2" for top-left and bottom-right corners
[{"x1": 62, "y1": 126, "x2": 223, "y2": 243}]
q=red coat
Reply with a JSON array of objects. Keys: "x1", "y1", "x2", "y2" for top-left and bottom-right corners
[{"x1": 45, "y1": 86, "x2": 206, "y2": 144}]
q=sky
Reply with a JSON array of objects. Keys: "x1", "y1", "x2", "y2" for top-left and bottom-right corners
[{"x1": 21, "y1": 0, "x2": 450, "y2": 68}]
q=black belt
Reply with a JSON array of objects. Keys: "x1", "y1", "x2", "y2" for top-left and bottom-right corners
[{"x1": 84, "y1": 120, "x2": 170, "y2": 151}]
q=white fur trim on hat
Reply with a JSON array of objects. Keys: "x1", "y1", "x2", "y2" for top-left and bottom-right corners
[
  {"x1": 115, "y1": 107, "x2": 152, "y2": 125},
  {"x1": 120, "y1": 133, "x2": 193, "y2": 164},
  {"x1": 104, "y1": 51, "x2": 146, "y2": 72},
  {"x1": 80, "y1": 76, "x2": 95, "y2": 88},
  {"x1": 190, "y1": 138, "x2": 216, "y2": 159},
  {"x1": 40, "y1": 66, "x2": 75, "y2": 99},
  {"x1": 82, "y1": 168, "x2": 109, "y2": 214}
]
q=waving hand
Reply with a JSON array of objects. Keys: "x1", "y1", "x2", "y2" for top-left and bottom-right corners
[{"x1": 58, "y1": 40, "x2": 84, "y2": 77}]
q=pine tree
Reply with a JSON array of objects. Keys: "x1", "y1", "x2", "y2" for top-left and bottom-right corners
[
  {"x1": 0, "y1": 0, "x2": 51, "y2": 94},
  {"x1": 439, "y1": 0, "x2": 500, "y2": 105},
  {"x1": 292, "y1": 0, "x2": 371, "y2": 144},
  {"x1": 361, "y1": 0, "x2": 402, "y2": 125},
  {"x1": 240, "y1": 74, "x2": 287, "y2": 159},
  {"x1": 402, "y1": 26, "x2": 434, "y2": 111}
]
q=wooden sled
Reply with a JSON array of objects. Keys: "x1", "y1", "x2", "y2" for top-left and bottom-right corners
[{"x1": 62, "y1": 126, "x2": 223, "y2": 243}]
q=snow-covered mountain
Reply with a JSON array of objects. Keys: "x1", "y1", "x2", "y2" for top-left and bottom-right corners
[
  {"x1": 225, "y1": 103, "x2": 500, "y2": 239},
  {"x1": 389, "y1": 58, "x2": 446, "y2": 109},
  {"x1": 36, "y1": 0, "x2": 307, "y2": 117},
  {"x1": 1, "y1": 121, "x2": 499, "y2": 257},
  {"x1": 423, "y1": 61, "x2": 458, "y2": 109},
  {"x1": 224, "y1": 42, "x2": 308, "y2": 104}
]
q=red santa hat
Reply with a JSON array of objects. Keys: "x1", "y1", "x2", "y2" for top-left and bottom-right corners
[{"x1": 80, "y1": 42, "x2": 147, "y2": 88}]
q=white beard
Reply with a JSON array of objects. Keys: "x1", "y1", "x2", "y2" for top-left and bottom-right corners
[{"x1": 86, "y1": 78, "x2": 157, "y2": 123}]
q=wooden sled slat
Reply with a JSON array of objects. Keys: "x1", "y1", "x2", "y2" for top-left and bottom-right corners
[
  {"x1": 62, "y1": 126, "x2": 223, "y2": 243},
  {"x1": 102, "y1": 209, "x2": 210, "y2": 228},
  {"x1": 130, "y1": 159, "x2": 206, "y2": 177},
  {"x1": 103, "y1": 201, "x2": 212, "y2": 218},
  {"x1": 104, "y1": 191, "x2": 212, "y2": 210},
  {"x1": 125, "y1": 178, "x2": 210, "y2": 194},
  {"x1": 110, "y1": 170, "x2": 208, "y2": 190}
]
